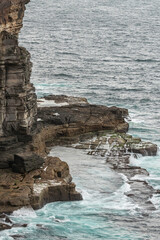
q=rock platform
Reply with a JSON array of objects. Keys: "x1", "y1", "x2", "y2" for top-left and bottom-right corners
[{"x1": 73, "y1": 131, "x2": 159, "y2": 211}]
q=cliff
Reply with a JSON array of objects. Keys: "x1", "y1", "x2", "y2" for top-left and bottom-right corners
[
  {"x1": 0, "y1": 0, "x2": 158, "y2": 224},
  {"x1": 0, "y1": 0, "x2": 37, "y2": 137}
]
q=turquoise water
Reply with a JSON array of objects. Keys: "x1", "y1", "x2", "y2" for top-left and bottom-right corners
[{"x1": 1, "y1": 0, "x2": 160, "y2": 239}]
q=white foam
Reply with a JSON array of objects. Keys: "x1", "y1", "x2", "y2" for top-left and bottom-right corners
[
  {"x1": 11, "y1": 206, "x2": 37, "y2": 218},
  {"x1": 0, "y1": 236, "x2": 14, "y2": 240},
  {"x1": 116, "y1": 173, "x2": 131, "y2": 193},
  {"x1": 109, "y1": 173, "x2": 140, "y2": 212},
  {"x1": 149, "y1": 194, "x2": 160, "y2": 210},
  {"x1": 130, "y1": 174, "x2": 147, "y2": 181},
  {"x1": 37, "y1": 99, "x2": 69, "y2": 107},
  {"x1": 44, "y1": 166, "x2": 47, "y2": 171}
]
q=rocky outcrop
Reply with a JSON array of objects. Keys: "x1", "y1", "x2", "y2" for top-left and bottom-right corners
[
  {"x1": 0, "y1": 213, "x2": 28, "y2": 231},
  {"x1": 0, "y1": 93, "x2": 130, "y2": 214},
  {"x1": 0, "y1": 156, "x2": 82, "y2": 214},
  {"x1": 0, "y1": 88, "x2": 157, "y2": 214}
]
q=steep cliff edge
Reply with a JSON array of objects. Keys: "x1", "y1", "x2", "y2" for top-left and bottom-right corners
[{"x1": 0, "y1": 0, "x2": 37, "y2": 137}]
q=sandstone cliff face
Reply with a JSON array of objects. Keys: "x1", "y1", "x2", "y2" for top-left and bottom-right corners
[
  {"x1": 0, "y1": 0, "x2": 30, "y2": 36},
  {"x1": 0, "y1": 0, "x2": 37, "y2": 137}
]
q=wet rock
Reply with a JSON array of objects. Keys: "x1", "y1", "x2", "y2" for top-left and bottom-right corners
[
  {"x1": 0, "y1": 212, "x2": 28, "y2": 231},
  {"x1": 125, "y1": 180, "x2": 157, "y2": 211},
  {"x1": 128, "y1": 142, "x2": 157, "y2": 156},
  {"x1": 0, "y1": 214, "x2": 12, "y2": 231},
  {"x1": 41, "y1": 94, "x2": 89, "y2": 105},
  {"x1": 10, "y1": 235, "x2": 27, "y2": 240},
  {"x1": 0, "y1": 222, "x2": 12, "y2": 231}
]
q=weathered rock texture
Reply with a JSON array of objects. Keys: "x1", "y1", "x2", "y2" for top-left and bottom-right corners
[
  {"x1": 0, "y1": 0, "x2": 30, "y2": 36},
  {"x1": 0, "y1": 0, "x2": 37, "y2": 137}
]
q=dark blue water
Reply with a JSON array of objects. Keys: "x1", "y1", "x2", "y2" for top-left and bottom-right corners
[{"x1": 1, "y1": 0, "x2": 160, "y2": 239}]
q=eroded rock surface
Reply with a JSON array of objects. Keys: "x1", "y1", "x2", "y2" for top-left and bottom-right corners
[{"x1": 0, "y1": 0, "x2": 30, "y2": 36}]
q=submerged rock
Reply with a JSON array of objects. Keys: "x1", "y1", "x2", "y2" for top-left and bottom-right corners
[{"x1": 0, "y1": 213, "x2": 27, "y2": 231}]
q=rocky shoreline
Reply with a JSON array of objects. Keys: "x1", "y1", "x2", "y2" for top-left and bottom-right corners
[
  {"x1": 0, "y1": 94, "x2": 159, "y2": 231},
  {"x1": 0, "y1": 94, "x2": 129, "y2": 214},
  {"x1": 0, "y1": 0, "x2": 159, "y2": 233}
]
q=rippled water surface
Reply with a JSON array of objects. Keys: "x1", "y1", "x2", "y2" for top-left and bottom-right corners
[{"x1": 1, "y1": 0, "x2": 160, "y2": 239}]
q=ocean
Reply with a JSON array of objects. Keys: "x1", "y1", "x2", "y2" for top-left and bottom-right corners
[{"x1": 1, "y1": 0, "x2": 160, "y2": 239}]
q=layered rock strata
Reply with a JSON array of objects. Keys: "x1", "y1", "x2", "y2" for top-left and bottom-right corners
[{"x1": 0, "y1": 0, "x2": 37, "y2": 138}]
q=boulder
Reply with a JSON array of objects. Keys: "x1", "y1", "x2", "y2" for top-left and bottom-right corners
[{"x1": 12, "y1": 152, "x2": 44, "y2": 173}]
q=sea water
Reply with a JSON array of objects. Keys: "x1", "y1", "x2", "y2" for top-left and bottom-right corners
[{"x1": 1, "y1": 0, "x2": 160, "y2": 239}]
